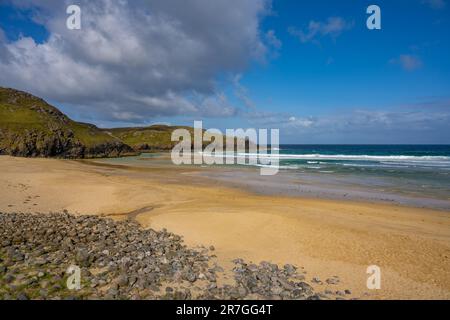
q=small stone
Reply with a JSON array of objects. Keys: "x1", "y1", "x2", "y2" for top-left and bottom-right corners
[
  {"x1": 17, "y1": 293, "x2": 29, "y2": 300},
  {"x1": 184, "y1": 272, "x2": 197, "y2": 282},
  {"x1": 271, "y1": 286, "x2": 283, "y2": 295},
  {"x1": 13, "y1": 252, "x2": 25, "y2": 261},
  {"x1": 237, "y1": 286, "x2": 248, "y2": 298},
  {"x1": 312, "y1": 277, "x2": 322, "y2": 284},
  {"x1": 39, "y1": 289, "x2": 48, "y2": 298},
  {"x1": 283, "y1": 264, "x2": 296, "y2": 275},
  {"x1": 128, "y1": 275, "x2": 138, "y2": 286},
  {"x1": 4, "y1": 274, "x2": 15, "y2": 283},
  {"x1": 34, "y1": 257, "x2": 47, "y2": 266},
  {"x1": 149, "y1": 285, "x2": 160, "y2": 292},
  {"x1": 107, "y1": 288, "x2": 119, "y2": 297},
  {"x1": 75, "y1": 248, "x2": 91, "y2": 267},
  {"x1": 116, "y1": 274, "x2": 128, "y2": 287},
  {"x1": 326, "y1": 277, "x2": 340, "y2": 285}
]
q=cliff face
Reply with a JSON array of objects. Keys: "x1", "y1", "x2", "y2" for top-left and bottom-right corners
[{"x1": 0, "y1": 88, "x2": 135, "y2": 158}]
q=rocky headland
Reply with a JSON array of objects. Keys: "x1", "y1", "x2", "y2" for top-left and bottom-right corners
[{"x1": 0, "y1": 87, "x2": 250, "y2": 158}]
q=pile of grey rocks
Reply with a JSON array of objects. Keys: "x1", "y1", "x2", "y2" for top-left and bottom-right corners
[{"x1": 0, "y1": 212, "x2": 343, "y2": 300}]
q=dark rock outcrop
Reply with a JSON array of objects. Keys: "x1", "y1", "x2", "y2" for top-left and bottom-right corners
[{"x1": 0, "y1": 87, "x2": 135, "y2": 158}]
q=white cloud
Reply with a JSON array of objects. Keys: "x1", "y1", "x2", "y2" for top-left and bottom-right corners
[
  {"x1": 265, "y1": 30, "x2": 282, "y2": 49},
  {"x1": 0, "y1": 0, "x2": 272, "y2": 123},
  {"x1": 390, "y1": 54, "x2": 423, "y2": 71},
  {"x1": 288, "y1": 17, "x2": 353, "y2": 44},
  {"x1": 244, "y1": 100, "x2": 450, "y2": 142}
]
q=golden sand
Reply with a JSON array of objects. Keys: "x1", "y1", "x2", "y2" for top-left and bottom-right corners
[{"x1": 0, "y1": 156, "x2": 449, "y2": 299}]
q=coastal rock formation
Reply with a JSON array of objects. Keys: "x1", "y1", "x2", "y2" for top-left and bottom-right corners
[
  {"x1": 0, "y1": 88, "x2": 134, "y2": 158},
  {"x1": 0, "y1": 212, "x2": 337, "y2": 300},
  {"x1": 0, "y1": 87, "x2": 251, "y2": 158}
]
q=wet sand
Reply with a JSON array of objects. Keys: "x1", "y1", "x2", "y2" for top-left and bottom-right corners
[
  {"x1": 0, "y1": 156, "x2": 449, "y2": 299},
  {"x1": 195, "y1": 168, "x2": 450, "y2": 210}
]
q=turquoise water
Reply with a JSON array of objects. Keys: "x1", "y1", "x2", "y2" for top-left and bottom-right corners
[
  {"x1": 97, "y1": 145, "x2": 450, "y2": 208},
  {"x1": 271, "y1": 145, "x2": 450, "y2": 174},
  {"x1": 258, "y1": 145, "x2": 450, "y2": 200}
]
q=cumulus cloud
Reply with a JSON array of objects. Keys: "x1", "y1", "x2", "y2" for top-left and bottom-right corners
[
  {"x1": 390, "y1": 54, "x2": 423, "y2": 71},
  {"x1": 0, "y1": 0, "x2": 272, "y2": 123},
  {"x1": 243, "y1": 99, "x2": 450, "y2": 143},
  {"x1": 288, "y1": 17, "x2": 353, "y2": 44}
]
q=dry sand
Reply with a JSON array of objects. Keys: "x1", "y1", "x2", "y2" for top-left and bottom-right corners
[{"x1": 0, "y1": 156, "x2": 449, "y2": 299}]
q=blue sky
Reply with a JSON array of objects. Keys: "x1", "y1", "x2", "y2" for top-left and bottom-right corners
[
  {"x1": 0, "y1": 0, "x2": 449, "y2": 143},
  {"x1": 247, "y1": 1, "x2": 450, "y2": 113}
]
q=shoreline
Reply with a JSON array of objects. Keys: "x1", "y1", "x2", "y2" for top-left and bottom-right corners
[
  {"x1": 1, "y1": 156, "x2": 449, "y2": 299},
  {"x1": 194, "y1": 168, "x2": 450, "y2": 211},
  {"x1": 92, "y1": 152, "x2": 450, "y2": 211}
]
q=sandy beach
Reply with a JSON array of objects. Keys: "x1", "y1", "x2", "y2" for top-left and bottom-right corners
[{"x1": 0, "y1": 155, "x2": 449, "y2": 299}]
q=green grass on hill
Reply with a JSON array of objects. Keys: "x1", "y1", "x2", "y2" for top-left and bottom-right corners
[
  {"x1": 105, "y1": 125, "x2": 196, "y2": 150},
  {"x1": 0, "y1": 87, "x2": 120, "y2": 148},
  {"x1": 0, "y1": 87, "x2": 250, "y2": 158}
]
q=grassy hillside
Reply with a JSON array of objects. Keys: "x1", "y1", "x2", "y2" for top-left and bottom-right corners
[
  {"x1": 0, "y1": 87, "x2": 251, "y2": 158},
  {"x1": 0, "y1": 88, "x2": 134, "y2": 158},
  {"x1": 106, "y1": 125, "x2": 193, "y2": 151},
  {"x1": 107, "y1": 125, "x2": 252, "y2": 152}
]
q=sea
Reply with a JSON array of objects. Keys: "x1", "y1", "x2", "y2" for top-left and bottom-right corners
[
  {"x1": 97, "y1": 145, "x2": 450, "y2": 210},
  {"x1": 265, "y1": 144, "x2": 450, "y2": 177},
  {"x1": 235, "y1": 144, "x2": 450, "y2": 208}
]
